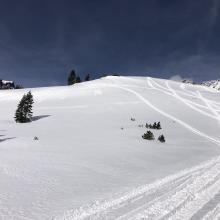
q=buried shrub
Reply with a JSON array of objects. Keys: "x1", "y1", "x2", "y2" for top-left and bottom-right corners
[{"x1": 142, "y1": 131, "x2": 155, "y2": 140}]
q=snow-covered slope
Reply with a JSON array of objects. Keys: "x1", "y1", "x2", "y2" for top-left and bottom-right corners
[
  {"x1": 1, "y1": 76, "x2": 220, "y2": 220},
  {"x1": 201, "y1": 79, "x2": 220, "y2": 91}
]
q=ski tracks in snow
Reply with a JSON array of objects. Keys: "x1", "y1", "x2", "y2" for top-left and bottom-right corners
[{"x1": 55, "y1": 79, "x2": 220, "y2": 220}]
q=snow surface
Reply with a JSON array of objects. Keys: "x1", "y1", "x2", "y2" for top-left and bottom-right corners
[
  {"x1": 1, "y1": 76, "x2": 220, "y2": 219},
  {"x1": 201, "y1": 79, "x2": 220, "y2": 91}
]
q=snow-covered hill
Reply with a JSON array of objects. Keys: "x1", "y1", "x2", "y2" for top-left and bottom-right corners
[
  {"x1": 201, "y1": 79, "x2": 220, "y2": 91},
  {"x1": 1, "y1": 76, "x2": 220, "y2": 220}
]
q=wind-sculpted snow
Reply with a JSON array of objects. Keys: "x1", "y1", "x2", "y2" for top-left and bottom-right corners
[{"x1": 1, "y1": 76, "x2": 220, "y2": 219}]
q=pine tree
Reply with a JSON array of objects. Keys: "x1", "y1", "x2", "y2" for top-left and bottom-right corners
[
  {"x1": 14, "y1": 91, "x2": 34, "y2": 123},
  {"x1": 68, "y1": 70, "x2": 76, "y2": 85},
  {"x1": 15, "y1": 94, "x2": 27, "y2": 123},
  {"x1": 142, "y1": 131, "x2": 155, "y2": 140},
  {"x1": 25, "y1": 91, "x2": 34, "y2": 119},
  {"x1": 153, "y1": 122, "x2": 157, "y2": 129},
  {"x1": 156, "y1": 122, "x2": 161, "y2": 129},
  {"x1": 85, "y1": 74, "x2": 90, "y2": 81},
  {"x1": 158, "y1": 135, "x2": 165, "y2": 143},
  {"x1": 76, "y1": 76, "x2": 81, "y2": 83}
]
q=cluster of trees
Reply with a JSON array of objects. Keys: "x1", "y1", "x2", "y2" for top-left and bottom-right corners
[
  {"x1": 14, "y1": 69, "x2": 91, "y2": 123},
  {"x1": 14, "y1": 91, "x2": 34, "y2": 123},
  {"x1": 142, "y1": 131, "x2": 165, "y2": 143},
  {"x1": 146, "y1": 122, "x2": 161, "y2": 129},
  {"x1": 142, "y1": 121, "x2": 165, "y2": 143},
  {"x1": 130, "y1": 118, "x2": 165, "y2": 143},
  {"x1": 68, "y1": 70, "x2": 90, "y2": 85}
]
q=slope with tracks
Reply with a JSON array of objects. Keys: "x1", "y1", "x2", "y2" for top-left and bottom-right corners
[
  {"x1": 54, "y1": 77, "x2": 220, "y2": 220},
  {"x1": 1, "y1": 76, "x2": 220, "y2": 219}
]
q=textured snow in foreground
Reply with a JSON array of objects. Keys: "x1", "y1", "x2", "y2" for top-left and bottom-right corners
[{"x1": 1, "y1": 76, "x2": 220, "y2": 220}]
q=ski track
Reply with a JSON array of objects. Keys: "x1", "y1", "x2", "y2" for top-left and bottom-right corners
[
  {"x1": 148, "y1": 78, "x2": 220, "y2": 120},
  {"x1": 55, "y1": 80, "x2": 220, "y2": 220},
  {"x1": 165, "y1": 81, "x2": 218, "y2": 120},
  {"x1": 197, "y1": 91, "x2": 220, "y2": 123},
  {"x1": 202, "y1": 203, "x2": 220, "y2": 220},
  {"x1": 55, "y1": 156, "x2": 220, "y2": 220}
]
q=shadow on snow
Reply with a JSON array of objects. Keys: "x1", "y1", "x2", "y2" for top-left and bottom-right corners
[{"x1": 32, "y1": 115, "x2": 51, "y2": 121}]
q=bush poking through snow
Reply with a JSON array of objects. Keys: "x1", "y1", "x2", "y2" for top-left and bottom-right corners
[
  {"x1": 34, "y1": 136, "x2": 39, "y2": 141},
  {"x1": 131, "y1": 117, "x2": 135, "y2": 121},
  {"x1": 142, "y1": 131, "x2": 155, "y2": 140},
  {"x1": 158, "y1": 135, "x2": 165, "y2": 143},
  {"x1": 14, "y1": 91, "x2": 34, "y2": 123}
]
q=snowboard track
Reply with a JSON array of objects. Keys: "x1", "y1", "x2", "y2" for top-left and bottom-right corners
[{"x1": 55, "y1": 78, "x2": 220, "y2": 220}]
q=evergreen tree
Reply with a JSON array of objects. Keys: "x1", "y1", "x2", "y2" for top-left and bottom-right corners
[
  {"x1": 85, "y1": 74, "x2": 90, "y2": 81},
  {"x1": 142, "y1": 131, "x2": 155, "y2": 140},
  {"x1": 153, "y1": 122, "x2": 157, "y2": 129},
  {"x1": 145, "y1": 123, "x2": 149, "y2": 128},
  {"x1": 158, "y1": 135, "x2": 165, "y2": 143},
  {"x1": 68, "y1": 70, "x2": 76, "y2": 85},
  {"x1": 25, "y1": 91, "x2": 34, "y2": 119},
  {"x1": 156, "y1": 122, "x2": 161, "y2": 129},
  {"x1": 76, "y1": 76, "x2": 81, "y2": 83},
  {"x1": 14, "y1": 91, "x2": 34, "y2": 123}
]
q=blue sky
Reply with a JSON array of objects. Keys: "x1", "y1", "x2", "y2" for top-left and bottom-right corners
[{"x1": 0, "y1": 0, "x2": 220, "y2": 87}]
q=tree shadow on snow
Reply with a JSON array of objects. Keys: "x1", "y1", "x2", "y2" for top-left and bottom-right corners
[
  {"x1": 0, "y1": 137, "x2": 16, "y2": 143},
  {"x1": 32, "y1": 115, "x2": 51, "y2": 121}
]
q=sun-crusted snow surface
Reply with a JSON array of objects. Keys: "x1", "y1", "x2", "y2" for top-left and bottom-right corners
[{"x1": 1, "y1": 76, "x2": 220, "y2": 220}]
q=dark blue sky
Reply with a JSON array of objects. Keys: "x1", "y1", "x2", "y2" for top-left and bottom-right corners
[{"x1": 0, "y1": 0, "x2": 220, "y2": 87}]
